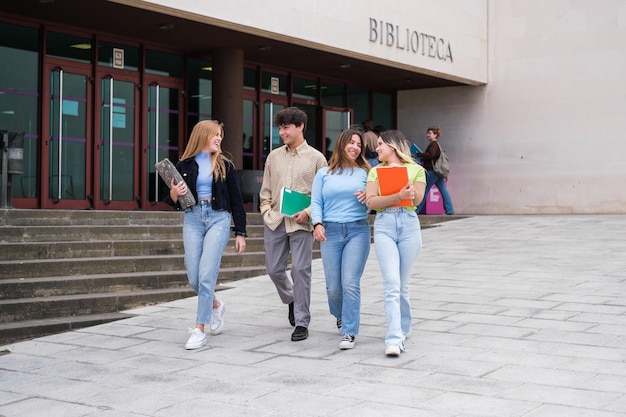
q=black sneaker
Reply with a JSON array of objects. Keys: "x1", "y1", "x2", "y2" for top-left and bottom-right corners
[
  {"x1": 291, "y1": 326, "x2": 308, "y2": 341},
  {"x1": 288, "y1": 302, "x2": 295, "y2": 326}
]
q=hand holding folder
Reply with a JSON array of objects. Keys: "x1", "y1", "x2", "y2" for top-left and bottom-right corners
[
  {"x1": 279, "y1": 187, "x2": 311, "y2": 216},
  {"x1": 376, "y1": 166, "x2": 412, "y2": 207}
]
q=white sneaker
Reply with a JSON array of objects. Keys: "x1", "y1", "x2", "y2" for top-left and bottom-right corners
[
  {"x1": 385, "y1": 344, "x2": 401, "y2": 357},
  {"x1": 339, "y1": 334, "x2": 355, "y2": 350},
  {"x1": 185, "y1": 328, "x2": 206, "y2": 350},
  {"x1": 210, "y1": 300, "x2": 226, "y2": 335}
]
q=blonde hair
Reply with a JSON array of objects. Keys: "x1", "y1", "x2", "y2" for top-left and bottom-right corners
[
  {"x1": 378, "y1": 130, "x2": 414, "y2": 165},
  {"x1": 180, "y1": 120, "x2": 229, "y2": 181},
  {"x1": 362, "y1": 131, "x2": 378, "y2": 151}
]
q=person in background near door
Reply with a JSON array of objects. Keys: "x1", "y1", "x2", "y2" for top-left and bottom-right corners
[
  {"x1": 259, "y1": 107, "x2": 328, "y2": 342},
  {"x1": 415, "y1": 127, "x2": 455, "y2": 215},
  {"x1": 165, "y1": 120, "x2": 247, "y2": 350},
  {"x1": 363, "y1": 130, "x2": 380, "y2": 168},
  {"x1": 365, "y1": 130, "x2": 426, "y2": 357},
  {"x1": 311, "y1": 128, "x2": 371, "y2": 350}
]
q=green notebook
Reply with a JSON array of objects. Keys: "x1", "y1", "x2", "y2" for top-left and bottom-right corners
[{"x1": 280, "y1": 187, "x2": 311, "y2": 216}]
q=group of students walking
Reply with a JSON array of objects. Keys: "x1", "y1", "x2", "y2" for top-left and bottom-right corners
[{"x1": 166, "y1": 107, "x2": 439, "y2": 357}]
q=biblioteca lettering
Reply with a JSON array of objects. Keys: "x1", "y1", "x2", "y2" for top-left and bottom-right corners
[{"x1": 369, "y1": 18, "x2": 453, "y2": 63}]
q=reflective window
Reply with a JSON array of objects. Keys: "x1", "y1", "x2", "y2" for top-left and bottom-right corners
[
  {"x1": 187, "y1": 57, "x2": 213, "y2": 129},
  {"x1": 293, "y1": 77, "x2": 317, "y2": 101},
  {"x1": 321, "y1": 82, "x2": 344, "y2": 107},
  {"x1": 0, "y1": 22, "x2": 40, "y2": 198},
  {"x1": 46, "y1": 31, "x2": 92, "y2": 63},
  {"x1": 244, "y1": 67, "x2": 257, "y2": 91},
  {"x1": 98, "y1": 41, "x2": 139, "y2": 71},
  {"x1": 348, "y1": 87, "x2": 369, "y2": 128},
  {"x1": 373, "y1": 92, "x2": 393, "y2": 131},
  {"x1": 145, "y1": 49, "x2": 183, "y2": 78}
]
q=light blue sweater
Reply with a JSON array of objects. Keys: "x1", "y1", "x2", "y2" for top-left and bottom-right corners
[{"x1": 310, "y1": 167, "x2": 369, "y2": 224}]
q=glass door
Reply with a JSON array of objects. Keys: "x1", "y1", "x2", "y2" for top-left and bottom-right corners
[
  {"x1": 143, "y1": 79, "x2": 183, "y2": 209},
  {"x1": 41, "y1": 63, "x2": 92, "y2": 209},
  {"x1": 262, "y1": 100, "x2": 286, "y2": 164},
  {"x1": 93, "y1": 74, "x2": 139, "y2": 209},
  {"x1": 322, "y1": 107, "x2": 352, "y2": 159}
]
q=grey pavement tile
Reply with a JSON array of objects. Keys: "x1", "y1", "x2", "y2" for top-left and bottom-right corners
[
  {"x1": 329, "y1": 380, "x2": 443, "y2": 407},
  {"x1": 605, "y1": 394, "x2": 626, "y2": 413},
  {"x1": 329, "y1": 362, "x2": 431, "y2": 386},
  {"x1": 328, "y1": 401, "x2": 453, "y2": 417},
  {"x1": 412, "y1": 372, "x2": 523, "y2": 396},
  {"x1": 0, "y1": 352, "x2": 69, "y2": 372},
  {"x1": 471, "y1": 348, "x2": 572, "y2": 368},
  {"x1": 0, "y1": 391, "x2": 28, "y2": 407},
  {"x1": 0, "y1": 397, "x2": 99, "y2": 417},
  {"x1": 445, "y1": 312, "x2": 525, "y2": 326},
  {"x1": 571, "y1": 312, "x2": 626, "y2": 326},
  {"x1": 419, "y1": 391, "x2": 540, "y2": 417},
  {"x1": 551, "y1": 301, "x2": 626, "y2": 313},
  {"x1": 578, "y1": 374, "x2": 626, "y2": 394},
  {"x1": 514, "y1": 317, "x2": 597, "y2": 332},
  {"x1": 404, "y1": 355, "x2": 503, "y2": 378},
  {"x1": 523, "y1": 403, "x2": 626, "y2": 417},
  {"x1": 524, "y1": 328, "x2": 618, "y2": 346},
  {"x1": 502, "y1": 383, "x2": 622, "y2": 409},
  {"x1": 484, "y1": 364, "x2": 597, "y2": 388},
  {"x1": 167, "y1": 377, "x2": 278, "y2": 407},
  {"x1": 450, "y1": 322, "x2": 537, "y2": 338},
  {"x1": 54, "y1": 346, "x2": 141, "y2": 365},
  {"x1": 246, "y1": 389, "x2": 363, "y2": 417},
  {"x1": 153, "y1": 397, "x2": 275, "y2": 417},
  {"x1": 251, "y1": 370, "x2": 353, "y2": 396},
  {"x1": 59, "y1": 332, "x2": 149, "y2": 350},
  {"x1": 498, "y1": 308, "x2": 581, "y2": 321},
  {"x1": 0, "y1": 340, "x2": 81, "y2": 357},
  {"x1": 557, "y1": 357, "x2": 626, "y2": 377}
]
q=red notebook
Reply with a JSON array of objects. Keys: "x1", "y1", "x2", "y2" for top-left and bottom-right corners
[{"x1": 377, "y1": 166, "x2": 411, "y2": 207}]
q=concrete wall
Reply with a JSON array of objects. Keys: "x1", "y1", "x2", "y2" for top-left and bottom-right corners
[
  {"x1": 399, "y1": 0, "x2": 626, "y2": 214},
  {"x1": 122, "y1": 0, "x2": 488, "y2": 85}
]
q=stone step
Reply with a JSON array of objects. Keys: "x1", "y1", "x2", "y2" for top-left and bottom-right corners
[
  {"x1": 0, "y1": 287, "x2": 199, "y2": 323},
  {"x1": 0, "y1": 267, "x2": 268, "y2": 302},
  {"x1": 0, "y1": 223, "x2": 267, "y2": 243},
  {"x1": 0, "y1": 312, "x2": 137, "y2": 345},
  {"x1": 0, "y1": 208, "x2": 267, "y2": 226},
  {"x1": 0, "y1": 250, "x2": 281, "y2": 279},
  {"x1": 0, "y1": 236, "x2": 271, "y2": 260}
]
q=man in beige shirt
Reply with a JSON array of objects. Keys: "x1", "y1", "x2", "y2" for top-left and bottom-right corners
[{"x1": 259, "y1": 107, "x2": 328, "y2": 342}]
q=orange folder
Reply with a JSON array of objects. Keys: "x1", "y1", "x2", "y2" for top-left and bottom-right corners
[{"x1": 377, "y1": 166, "x2": 411, "y2": 207}]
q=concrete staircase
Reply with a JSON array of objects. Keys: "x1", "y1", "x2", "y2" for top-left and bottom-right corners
[
  {"x1": 0, "y1": 209, "x2": 275, "y2": 345},
  {"x1": 0, "y1": 209, "x2": 457, "y2": 345}
]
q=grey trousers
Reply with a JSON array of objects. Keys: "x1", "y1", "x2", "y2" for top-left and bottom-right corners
[{"x1": 263, "y1": 222, "x2": 313, "y2": 327}]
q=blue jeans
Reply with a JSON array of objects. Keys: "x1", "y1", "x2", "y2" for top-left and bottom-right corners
[
  {"x1": 415, "y1": 170, "x2": 455, "y2": 214},
  {"x1": 183, "y1": 201, "x2": 231, "y2": 325},
  {"x1": 320, "y1": 219, "x2": 371, "y2": 336},
  {"x1": 373, "y1": 208, "x2": 422, "y2": 347}
]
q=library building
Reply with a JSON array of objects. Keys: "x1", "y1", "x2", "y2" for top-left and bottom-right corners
[{"x1": 1, "y1": 0, "x2": 624, "y2": 214}]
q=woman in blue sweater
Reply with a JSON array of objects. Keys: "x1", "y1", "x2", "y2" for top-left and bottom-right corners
[
  {"x1": 165, "y1": 120, "x2": 247, "y2": 350},
  {"x1": 311, "y1": 128, "x2": 371, "y2": 350}
]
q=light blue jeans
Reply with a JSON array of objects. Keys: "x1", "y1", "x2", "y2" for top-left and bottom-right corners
[
  {"x1": 415, "y1": 170, "x2": 455, "y2": 214},
  {"x1": 183, "y1": 200, "x2": 231, "y2": 325},
  {"x1": 320, "y1": 219, "x2": 371, "y2": 336},
  {"x1": 373, "y1": 208, "x2": 422, "y2": 348}
]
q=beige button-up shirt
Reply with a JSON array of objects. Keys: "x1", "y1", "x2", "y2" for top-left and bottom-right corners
[{"x1": 259, "y1": 141, "x2": 328, "y2": 232}]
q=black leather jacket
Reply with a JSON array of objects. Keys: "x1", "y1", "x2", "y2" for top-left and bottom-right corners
[{"x1": 164, "y1": 156, "x2": 247, "y2": 237}]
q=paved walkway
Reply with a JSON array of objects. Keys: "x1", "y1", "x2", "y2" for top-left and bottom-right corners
[{"x1": 1, "y1": 215, "x2": 626, "y2": 417}]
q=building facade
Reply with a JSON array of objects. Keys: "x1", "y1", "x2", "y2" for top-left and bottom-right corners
[{"x1": 1, "y1": 0, "x2": 623, "y2": 213}]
